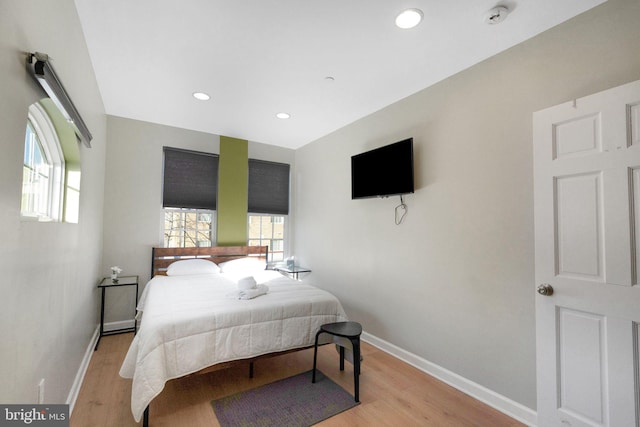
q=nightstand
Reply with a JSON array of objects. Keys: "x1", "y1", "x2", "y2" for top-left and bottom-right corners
[
  {"x1": 95, "y1": 275, "x2": 139, "y2": 351},
  {"x1": 273, "y1": 265, "x2": 311, "y2": 280}
]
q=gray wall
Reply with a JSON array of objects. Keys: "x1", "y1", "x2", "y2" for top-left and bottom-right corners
[
  {"x1": 0, "y1": 0, "x2": 106, "y2": 405},
  {"x1": 102, "y1": 116, "x2": 295, "y2": 322},
  {"x1": 293, "y1": 0, "x2": 640, "y2": 410}
]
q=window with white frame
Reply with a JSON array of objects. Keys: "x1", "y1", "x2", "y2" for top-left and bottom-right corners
[
  {"x1": 21, "y1": 102, "x2": 65, "y2": 221},
  {"x1": 162, "y1": 147, "x2": 219, "y2": 247},
  {"x1": 248, "y1": 214, "x2": 286, "y2": 261},
  {"x1": 164, "y1": 208, "x2": 216, "y2": 248},
  {"x1": 247, "y1": 159, "x2": 290, "y2": 262}
]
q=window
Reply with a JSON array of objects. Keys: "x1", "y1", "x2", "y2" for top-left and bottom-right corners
[
  {"x1": 164, "y1": 208, "x2": 216, "y2": 248},
  {"x1": 162, "y1": 147, "x2": 219, "y2": 247},
  {"x1": 163, "y1": 147, "x2": 219, "y2": 210},
  {"x1": 21, "y1": 102, "x2": 65, "y2": 221},
  {"x1": 248, "y1": 214, "x2": 286, "y2": 261},
  {"x1": 247, "y1": 159, "x2": 290, "y2": 215},
  {"x1": 247, "y1": 159, "x2": 290, "y2": 262}
]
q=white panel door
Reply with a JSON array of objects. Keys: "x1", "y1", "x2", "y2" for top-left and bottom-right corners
[{"x1": 534, "y1": 80, "x2": 640, "y2": 427}]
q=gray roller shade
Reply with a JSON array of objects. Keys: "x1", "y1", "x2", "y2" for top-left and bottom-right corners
[
  {"x1": 248, "y1": 159, "x2": 290, "y2": 215},
  {"x1": 163, "y1": 147, "x2": 219, "y2": 210}
]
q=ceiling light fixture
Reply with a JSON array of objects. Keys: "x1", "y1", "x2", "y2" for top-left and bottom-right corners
[
  {"x1": 193, "y1": 92, "x2": 210, "y2": 101},
  {"x1": 395, "y1": 8, "x2": 423, "y2": 29},
  {"x1": 276, "y1": 112, "x2": 291, "y2": 119}
]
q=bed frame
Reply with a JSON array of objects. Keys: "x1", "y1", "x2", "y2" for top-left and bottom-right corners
[
  {"x1": 144, "y1": 245, "x2": 282, "y2": 426},
  {"x1": 151, "y1": 245, "x2": 269, "y2": 277}
]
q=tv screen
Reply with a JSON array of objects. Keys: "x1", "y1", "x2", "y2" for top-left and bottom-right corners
[{"x1": 351, "y1": 138, "x2": 414, "y2": 199}]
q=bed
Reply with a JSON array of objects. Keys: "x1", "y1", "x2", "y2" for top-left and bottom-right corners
[{"x1": 118, "y1": 246, "x2": 348, "y2": 424}]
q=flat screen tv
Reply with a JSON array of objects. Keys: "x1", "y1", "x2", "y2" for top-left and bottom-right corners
[{"x1": 351, "y1": 138, "x2": 414, "y2": 199}]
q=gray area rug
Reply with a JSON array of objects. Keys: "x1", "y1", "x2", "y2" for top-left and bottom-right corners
[{"x1": 211, "y1": 370, "x2": 359, "y2": 426}]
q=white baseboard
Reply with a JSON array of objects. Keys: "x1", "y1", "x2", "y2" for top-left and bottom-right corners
[
  {"x1": 66, "y1": 325, "x2": 99, "y2": 414},
  {"x1": 361, "y1": 332, "x2": 538, "y2": 427},
  {"x1": 103, "y1": 319, "x2": 136, "y2": 332}
]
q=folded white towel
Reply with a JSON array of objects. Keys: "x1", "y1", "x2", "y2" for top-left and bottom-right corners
[
  {"x1": 240, "y1": 284, "x2": 268, "y2": 299},
  {"x1": 237, "y1": 276, "x2": 257, "y2": 290},
  {"x1": 227, "y1": 284, "x2": 269, "y2": 300}
]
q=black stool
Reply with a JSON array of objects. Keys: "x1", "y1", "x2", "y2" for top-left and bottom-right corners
[{"x1": 312, "y1": 321, "x2": 362, "y2": 402}]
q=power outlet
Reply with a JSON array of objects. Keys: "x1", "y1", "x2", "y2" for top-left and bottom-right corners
[{"x1": 37, "y1": 378, "x2": 45, "y2": 404}]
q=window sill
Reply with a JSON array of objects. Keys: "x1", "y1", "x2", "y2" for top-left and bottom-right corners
[{"x1": 20, "y1": 213, "x2": 54, "y2": 222}]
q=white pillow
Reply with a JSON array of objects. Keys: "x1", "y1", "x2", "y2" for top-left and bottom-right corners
[
  {"x1": 219, "y1": 257, "x2": 266, "y2": 274},
  {"x1": 166, "y1": 259, "x2": 220, "y2": 276}
]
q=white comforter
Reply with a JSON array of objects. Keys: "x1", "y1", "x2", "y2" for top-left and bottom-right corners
[{"x1": 119, "y1": 270, "x2": 347, "y2": 422}]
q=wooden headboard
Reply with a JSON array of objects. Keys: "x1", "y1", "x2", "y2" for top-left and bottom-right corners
[{"x1": 151, "y1": 246, "x2": 269, "y2": 277}]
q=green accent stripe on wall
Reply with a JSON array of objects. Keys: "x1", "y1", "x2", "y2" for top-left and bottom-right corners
[{"x1": 216, "y1": 136, "x2": 248, "y2": 246}]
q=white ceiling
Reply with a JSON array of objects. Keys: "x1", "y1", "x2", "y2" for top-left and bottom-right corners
[{"x1": 74, "y1": 0, "x2": 605, "y2": 149}]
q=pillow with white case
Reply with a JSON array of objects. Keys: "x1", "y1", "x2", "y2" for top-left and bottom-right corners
[
  {"x1": 218, "y1": 257, "x2": 266, "y2": 274},
  {"x1": 166, "y1": 259, "x2": 220, "y2": 276}
]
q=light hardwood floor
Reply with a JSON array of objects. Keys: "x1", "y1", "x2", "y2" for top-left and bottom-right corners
[{"x1": 71, "y1": 333, "x2": 525, "y2": 426}]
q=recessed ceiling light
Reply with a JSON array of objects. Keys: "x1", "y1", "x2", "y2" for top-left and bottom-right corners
[
  {"x1": 395, "y1": 8, "x2": 423, "y2": 29},
  {"x1": 276, "y1": 112, "x2": 291, "y2": 119},
  {"x1": 192, "y1": 92, "x2": 210, "y2": 101}
]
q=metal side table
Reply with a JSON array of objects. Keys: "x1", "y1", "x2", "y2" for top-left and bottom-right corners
[{"x1": 95, "y1": 275, "x2": 139, "y2": 351}]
